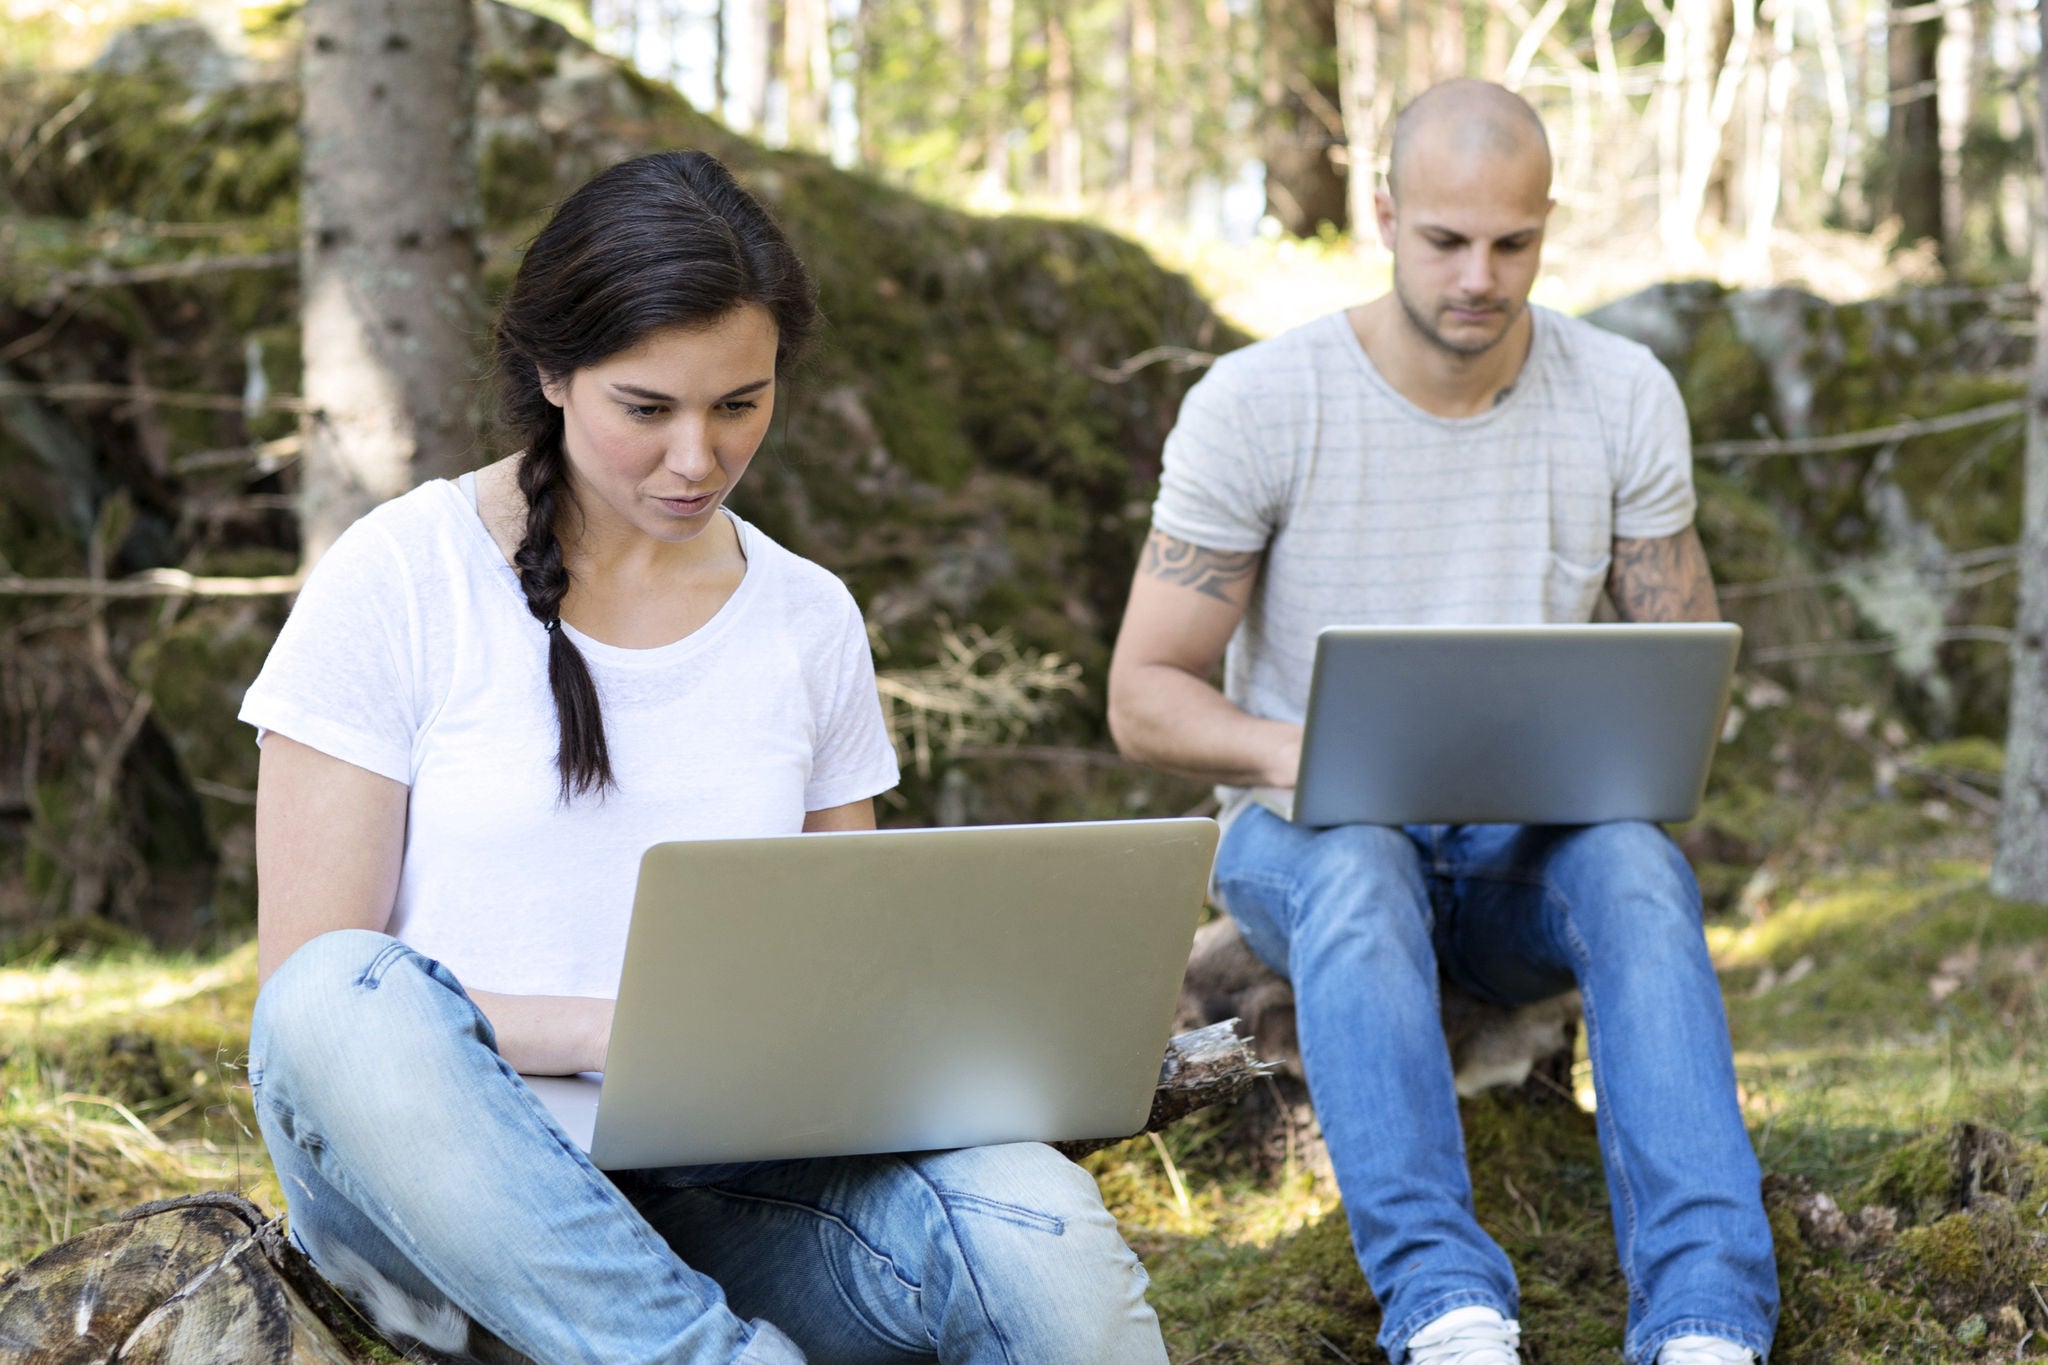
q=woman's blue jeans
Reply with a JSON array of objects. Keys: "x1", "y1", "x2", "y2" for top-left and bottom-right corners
[
  {"x1": 1213, "y1": 807, "x2": 1778, "y2": 1365},
  {"x1": 249, "y1": 930, "x2": 1168, "y2": 1365}
]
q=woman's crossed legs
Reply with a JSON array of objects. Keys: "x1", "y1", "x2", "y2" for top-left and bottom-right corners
[{"x1": 251, "y1": 929, "x2": 1166, "y2": 1365}]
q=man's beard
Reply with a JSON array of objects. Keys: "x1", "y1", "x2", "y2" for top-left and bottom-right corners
[{"x1": 1394, "y1": 271, "x2": 1519, "y2": 358}]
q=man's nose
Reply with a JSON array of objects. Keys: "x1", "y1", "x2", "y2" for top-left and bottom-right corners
[{"x1": 1458, "y1": 247, "x2": 1496, "y2": 297}]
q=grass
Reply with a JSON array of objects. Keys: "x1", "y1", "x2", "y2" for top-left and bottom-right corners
[{"x1": 1, "y1": 797, "x2": 2043, "y2": 1362}]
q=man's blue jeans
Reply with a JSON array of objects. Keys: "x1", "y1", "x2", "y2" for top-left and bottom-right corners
[
  {"x1": 249, "y1": 930, "x2": 1168, "y2": 1365},
  {"x1": 1212, "y1": 807, "x2": 1778, "y2": 1365}
]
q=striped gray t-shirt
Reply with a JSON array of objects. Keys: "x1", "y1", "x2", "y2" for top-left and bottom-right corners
[{"x1": 1151, "y1": 305, "x2": 1696, "y2": 823}]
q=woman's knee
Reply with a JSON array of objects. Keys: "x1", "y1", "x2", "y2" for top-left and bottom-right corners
[
  {"x1": 251, "y1": 931, "x2": 478, "y2": 1105},
  {"x1": 915, "y1": 1144, "x2": 1164, "y2": 1360}
]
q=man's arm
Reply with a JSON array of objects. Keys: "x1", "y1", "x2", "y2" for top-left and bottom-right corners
[
  {"x1": 1607, "y1": 526, "x2": 1721, "y2": 623},
  {"x1": 1107, "y1": 528, "x2": 1303, "y2": 788}
]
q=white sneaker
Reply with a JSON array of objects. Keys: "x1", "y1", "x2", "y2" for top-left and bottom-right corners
[
  {"x1": 1406, "y1": 1305, "x2": 1523, "y2": 1365},
  {"x1": 1659, "y1": 1335, "x2": 1756, "y2": 1365}
]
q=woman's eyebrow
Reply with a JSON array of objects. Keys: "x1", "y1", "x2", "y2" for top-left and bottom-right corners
[{"x1": 609, "y1": 379, "x2": 772, "y2": 403}]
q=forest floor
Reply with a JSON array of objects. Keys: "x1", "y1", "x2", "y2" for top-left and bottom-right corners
[{"x1": 3, "y1": 780, "x2": 2043, "y2": 1362}]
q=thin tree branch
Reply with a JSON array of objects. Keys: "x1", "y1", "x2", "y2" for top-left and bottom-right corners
[
  {"x1": 1083, "y1": 346, "x2": 1218, "y2": 383},
  {"x1": 36, "y1": 250, "x2": 296, "y2": 298},
  {"x1": 1696, "y1": 400, "x2": 2026, "y2": 457},
  {"x1": 0, "y1": 381, "x2": 310, "y2": 414},
  {"x1": 0, "y1": 569, "x2": 304, "y2": 599}
]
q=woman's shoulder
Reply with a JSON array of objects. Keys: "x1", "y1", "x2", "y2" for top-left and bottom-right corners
[
  {"x1": 731, "y1": 515, "x2": 865, "y2": 620},
  {"x1": 312, "y1": 480, "x2": 480, "y2": 588}
]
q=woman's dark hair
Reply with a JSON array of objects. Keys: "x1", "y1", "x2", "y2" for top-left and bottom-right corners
[{"x1": 493, "y1": 150, "x2": 819, "y2": 801}]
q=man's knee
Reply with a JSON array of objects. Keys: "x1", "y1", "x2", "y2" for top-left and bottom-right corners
[{"x1": 1291, "y1": 823, "x2": 1433, "y2": 941}]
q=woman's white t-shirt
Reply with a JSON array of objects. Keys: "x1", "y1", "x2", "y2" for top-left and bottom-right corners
[{"x1": 239, "y1": 479, "x2": 901, "y2": 999}]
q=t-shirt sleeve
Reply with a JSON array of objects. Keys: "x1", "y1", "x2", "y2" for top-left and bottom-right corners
[
  {"x1": 1150, "y1": 361, "x2": 1280, "y2": 553},
  {"x1": 238, "y1": 515, "x2": 420, "y2": 785},
  {"x1": 1611, "y1": 355, "x2": 1698, "y2": 541},
  {"x1": 805, "y1": 590, "x2": 900, "y2": 812}
]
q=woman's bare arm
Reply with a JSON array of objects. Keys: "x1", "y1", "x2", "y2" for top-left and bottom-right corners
[{"x1": 256, "y1": 732, "x2": 614, "y2": 1076}]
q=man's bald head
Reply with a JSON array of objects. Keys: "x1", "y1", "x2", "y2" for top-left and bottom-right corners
[{"x1": 1386, "y1": 80, "x2": 1552, "y2": 201}]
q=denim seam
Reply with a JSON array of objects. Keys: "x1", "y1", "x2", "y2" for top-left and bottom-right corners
[
  {"x1": 701, "y1": 1185, "x2": 932, "y2": 1355},
  {"x1": 294, "y1": 1084, "x2": 703, "y2": 1361},
  {"x1": 1383, "y1": 1287, "x2": 1515, "y2": 1365},
  {"x1": 262, "y1": 951, "x2": 711, "y2": 1358},
  {"x1": 1550, "y1": 880, "x2": 1648, "y2": 1318},
  {"x1": 936, "y1": 1190, "x2": 1065, "y2": 1235},
  {"x1": 1631, "y1": 1316, "x2": 1772, "y2": 1364},
  {"x1": 696, "y1": 1186, "x2": 924, "y2": 1294},
  {"x1": 904, "y1": 1160, "x2": 1019, "y2": 1365},
  {"x1": 353, "y1": 938, "x2": 412, "y2": 989}
]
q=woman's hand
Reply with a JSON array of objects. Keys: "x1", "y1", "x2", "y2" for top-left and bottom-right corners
[{"x1": 467, "y1": 992, "x2": 615, "y2": 1076}]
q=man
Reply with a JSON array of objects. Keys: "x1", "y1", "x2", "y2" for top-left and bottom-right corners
[{"x1": 1106, "y1": 81, "x2": 1777, "y2": 1365}]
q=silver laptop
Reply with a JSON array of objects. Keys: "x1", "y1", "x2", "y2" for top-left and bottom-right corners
[
  {"x1": 1292, "y1": 623, "x2": 1740, "y2": 827},
  {"x1": 523, "y1": 818, "x2": 1218, "y2": 1169}
]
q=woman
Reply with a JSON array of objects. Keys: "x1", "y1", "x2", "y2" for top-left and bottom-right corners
[{"x1": 243, "y1": 151, "x2": 1168, "y2": 1365}]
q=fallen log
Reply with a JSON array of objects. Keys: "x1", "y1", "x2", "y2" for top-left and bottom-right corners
[
  {"x1": 1168, "y1": 916, "x2": 1584, "y2": 1174},
  {"x1": 0, "y1": 1025, "x2": 1273, "y2": 1364}
]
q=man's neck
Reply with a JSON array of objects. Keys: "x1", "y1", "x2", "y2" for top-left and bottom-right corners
[{"x1": 1347, "y1": 296, "x2": 1536, "y2": 419}]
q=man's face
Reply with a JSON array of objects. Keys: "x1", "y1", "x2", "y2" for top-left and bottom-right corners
[{"x1": 1376, "y1": 154, "x2": 1552, "y2": 359}]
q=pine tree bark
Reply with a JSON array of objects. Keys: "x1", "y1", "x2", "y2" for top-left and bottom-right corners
[
  {"x1": 1334, "y1": 0, "x2": 1380, "y2": 240},
  {"x1": 1262, "y1": 0, "x2": 1348, "y2": 235},
  {"x1": 1990, "y1": 0, "x2": 2048, "y2": 903},
  {"x1": 1889, "y1": 0, "x2": 1945, "y2": 252},
  {"x1": 298, "y1": 0, "x2": 481, "y2": 564}
]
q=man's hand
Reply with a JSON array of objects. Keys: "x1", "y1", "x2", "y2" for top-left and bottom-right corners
[
  {"x1": 1109, "y1": 528, "x2": 1302, "y2": 788},
  {"x1": 1608, "y1": 527, "x2": 1720, "y2": 623}
]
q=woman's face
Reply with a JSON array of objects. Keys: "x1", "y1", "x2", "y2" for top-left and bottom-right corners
[{"x1": 542, "y1": 304, "x2": 780, "y2": 548}]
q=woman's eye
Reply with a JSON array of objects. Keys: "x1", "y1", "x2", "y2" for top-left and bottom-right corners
[
  {"x1": 622, "y1": 404, "x2": 662, "y2": 420},
  {"x1": 720, "y1": 400, "x2": 759, "y2": 415}
]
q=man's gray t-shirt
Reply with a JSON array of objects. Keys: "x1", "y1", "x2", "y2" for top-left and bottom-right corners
[{"x1": 1150, "y1": 305, "x2": 1696, "y2": 824}]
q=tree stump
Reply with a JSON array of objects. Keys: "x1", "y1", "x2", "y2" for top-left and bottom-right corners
[
  {"x1": 0, "y1": 1193, "x2": 400, "y2": 1364},
  {"x1": 1171, "y1": 915, "x2": 1583, "y2": 1173}
]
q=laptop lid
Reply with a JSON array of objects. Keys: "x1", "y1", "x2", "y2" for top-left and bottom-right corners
[
  {"x1": 1292, "y1": 623, "x2": 1740, "y2": 828},
  {"x1": 538, "y1": 818, "x2": 1217, "y2": 1170}
]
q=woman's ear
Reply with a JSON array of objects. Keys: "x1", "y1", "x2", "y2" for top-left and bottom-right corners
[{"x1": 538, "y1": 366, "x2": 568, "y2": 408}]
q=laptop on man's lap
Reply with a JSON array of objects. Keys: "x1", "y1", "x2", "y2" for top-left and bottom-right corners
[{"x1": 1292, "y1": 623, "x2": 1741, "y2": 827}]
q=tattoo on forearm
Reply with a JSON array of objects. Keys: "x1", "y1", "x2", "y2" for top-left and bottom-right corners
[
  {"x1": 1140, "y1": 530, "x2": 1262, "y2": 605},
  {"x1": 1608, "y1": 530, "x2": 1721, "y2": 623}
]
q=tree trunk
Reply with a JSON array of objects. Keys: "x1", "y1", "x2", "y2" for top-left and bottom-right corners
[
  {"x1": 1129, "y1": 0, "x2": 1160, "y2": 222},
  {"x1": 1335, "y1": 0, "x2": 1380, "y2": 241},
  {"x1": 782, "y1": 0, "x2": 827, "y2": 150},
  {"x1": 1889, "y1": 0, "x2": 1945, "y2": 253},
  {"x1": 979, "y1": 0, "x2": 1016, "y2": 198},
  {"x1": 1262, "y1": 0, "x2": 1348, "y2": 236},
  {"x1": 1045, "y1": 0, "x2": 1081, "y2": 206},
  {"x1": 298, "y1": 0, "x2": 482, "y2": 565},
  {"x1": 1990, "y1": 0, "x2": 2048, "y2": 902}
]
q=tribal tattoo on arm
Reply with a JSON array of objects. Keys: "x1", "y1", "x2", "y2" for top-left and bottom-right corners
[
  {"x1": 1608, "y1": 527, "x2": 1722, "y2": 623},
  {"x1": 1139, "y1": 529, "x2": 1263, "y2": 605}
]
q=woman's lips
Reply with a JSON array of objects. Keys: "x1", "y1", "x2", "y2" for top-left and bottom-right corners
[{"x1": 655, "y1": 491, "x2": 717, "y2": 516}]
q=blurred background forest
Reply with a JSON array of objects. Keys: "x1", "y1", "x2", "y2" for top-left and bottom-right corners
[{"x1": 3, "y1": 0, "x2": 2048, "y2": 1359}]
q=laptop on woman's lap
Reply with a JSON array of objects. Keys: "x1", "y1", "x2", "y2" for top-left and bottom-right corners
[{"x1": 523, "y1": 818, "x2": 1218, "y2": 1169}]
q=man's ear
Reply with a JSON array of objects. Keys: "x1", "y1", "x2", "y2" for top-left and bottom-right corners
[
  {"x1": 1374, "y1": 187, "x2": 1398, "y2": 251},
  {"x1": 538, "y1": 367, "x2": 568, "y2": 408}
]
